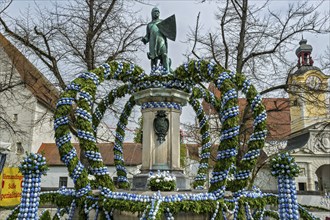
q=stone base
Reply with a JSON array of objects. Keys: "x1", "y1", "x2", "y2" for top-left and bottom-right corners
[
  {"x1": 174, "y1": 172, "x2": 190, "y2": 190},
  {"x1": 132, "y1": 173, "x2": 150, "y2": 189},
  {"x1": 113, "y1": 210, "x2": 209, "y2": 220},
  {"x1": 132, "y1": 171, "x2": 190, "y2": 190}
]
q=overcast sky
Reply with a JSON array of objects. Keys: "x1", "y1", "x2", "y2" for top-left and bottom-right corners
[
  {"x1": 137, "y1": 0, "x2": 330, "y2": 71},
  {"x1": 3, "y1": 0, "x2": 330, "y2": 133},
  {"x1": 5, "y1": 0, "x2": 330, "y2": 72}
]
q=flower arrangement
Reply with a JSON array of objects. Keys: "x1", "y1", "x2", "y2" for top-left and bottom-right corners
[{"x1": 147, "y1": 171, "x2": 176, "y2": 191}]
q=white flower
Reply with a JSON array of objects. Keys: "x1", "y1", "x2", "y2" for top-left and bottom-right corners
[
  {"x1": 227, "y1": 174, "x2": 234, "y2": 181},
  {"x1": 156, "y1": 179, "x2": 160, "y2": 183},
  {"x1": 88, "y1": 174, "x2": 96, "y2": 181}
]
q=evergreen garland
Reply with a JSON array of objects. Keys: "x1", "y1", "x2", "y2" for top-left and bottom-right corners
[
  {"x1": 189, "y1": 95, "x2": 211, "y2": 189},
  {"x1": 174, "y1": 60, "x2": 267, "y2": 194},
  {"x1": 190, "y1": 85, "x2": 221, "y2": 189},
  {"x1": 7, "y1": 59, "x2": 315, "y2": 220},
  {"x1": 113, "y1": 96, "x2": 136, "y2": 188}
]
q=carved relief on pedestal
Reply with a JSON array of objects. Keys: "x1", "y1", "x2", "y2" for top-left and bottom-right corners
[{"x1": 153, "y1": 110, "x2": 169, "y2": 143}]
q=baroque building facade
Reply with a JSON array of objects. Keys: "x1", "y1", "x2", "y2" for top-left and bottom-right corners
[{"x1": 286, "y1": 39, "x2": 330, "y2": 192}]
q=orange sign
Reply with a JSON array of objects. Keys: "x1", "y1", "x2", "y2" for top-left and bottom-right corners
[{"x1": 0, "y1": 167, "x2": 23, "y2": 206}]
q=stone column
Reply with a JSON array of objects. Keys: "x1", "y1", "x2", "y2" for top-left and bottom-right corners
[
  {"x1": 132, "y1": 88, "x2": 190, "y2": 189},
  {"x1": 169, "y1": 108, "x2": 181, "y2": 171},
  {"x1": 306, "y1": 162, "x2": 315, "y2": 191}
]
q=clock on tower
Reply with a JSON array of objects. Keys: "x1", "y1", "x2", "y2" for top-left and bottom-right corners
[
  {"x1": 306, "y1": 75, "x2": 321, "y2": 90},
  {"x1": 288, "y1": 39, "x2": 329, "y2": 133}
]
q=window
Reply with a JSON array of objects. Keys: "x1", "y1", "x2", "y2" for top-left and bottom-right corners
[
  {"x1": 59, "y1": 177, "x2": 68, "y2": 188},
  {"x1": 298, "y1": 182, "x2": 306, "y2": 191},
  {"x1": 16, "y1": 142, "x2": 24, "y2": 154}
]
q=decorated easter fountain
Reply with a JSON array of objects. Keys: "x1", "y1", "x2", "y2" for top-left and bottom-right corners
[
  {"x1": 6, "y1": 59, "x2": 320, "y2": 219},
  {"x1": 6, "y1": 7, "x2": 322, "y2": 220}
]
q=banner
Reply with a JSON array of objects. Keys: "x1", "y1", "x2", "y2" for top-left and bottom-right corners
[{"x1": 0, "y1": 167, "x2": 23, "y2": 206}]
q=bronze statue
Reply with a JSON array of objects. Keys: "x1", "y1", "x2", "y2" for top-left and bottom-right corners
[{"x1": 142, "y1": 7, "x2": 176, "y2": 72}]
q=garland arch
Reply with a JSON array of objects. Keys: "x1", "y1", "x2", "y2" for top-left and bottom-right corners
[
  {"x1": 29, "y1": 60, "x2": 318, "y2": 220},
  {"x1": 54, "y1": 60, "x2": 267, "y2": 195}
]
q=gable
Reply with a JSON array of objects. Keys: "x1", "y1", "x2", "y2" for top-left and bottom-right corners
[
  {"x1": 0, "y1": 33, "x2": 59, "y2": 110},
  {"x1": 286, "y1": 121, "x2": 330, "y2": 154}
]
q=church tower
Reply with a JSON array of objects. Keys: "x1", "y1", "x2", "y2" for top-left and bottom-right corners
[{"x1": 288, "y1": 39, "x2": 329, "y2": 133}]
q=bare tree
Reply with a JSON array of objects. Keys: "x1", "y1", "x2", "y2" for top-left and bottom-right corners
[
  {"x1": 320, "y1": 46, "x2": 330, "y2": 72},
  {"x1": 185, "y1": 0, "x2": 330, "y2": 188},
  {"x1": 189, "y1": 0, "x2": 329, "y2": 93},
  {"x1": 0, "y1": 0, "x2": 146, "y2": 142},
  {"x1": 0, "y1": 0, "x2": 144, "y2": 89}
]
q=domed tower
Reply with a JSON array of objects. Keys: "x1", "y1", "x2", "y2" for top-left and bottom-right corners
[
  {"x1": 288, "y1": 39, "x2": 329, "y2": 133},
  {"x1": 286, "y1": 39, "x2": 330, "y2": 193},
  {"x1": 296, "y1": 38, "x2": 314, "y2": 67}
]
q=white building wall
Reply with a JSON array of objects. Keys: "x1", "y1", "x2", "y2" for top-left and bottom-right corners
[
  {"x1": 0, "y1": 44, "x2": 59, "y2": 169},
  {"x1": 41, "y1": 166, "x2": 75, "y2": 188},
  {"x1": 31, "y1": 103, "x2": 55, "y2": 153},
  {"x1": 295, "y1": 162, "x2": 309, "y2": 190},
  {"x1": 41, "y1": 166, "x2": 141, "y2": 188},
  {"x1": 0, "y1": 46, "x2": 38, "y2": 167}
]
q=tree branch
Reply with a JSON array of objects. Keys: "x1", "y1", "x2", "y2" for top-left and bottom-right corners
[
  {"x1": 191, "y1": 12, "x2": 201, "y2": 59},
  {"x1": 0, "y1": 17, "x2": 67, "y2": 89},
  {"x1": 0, "y1": 116, "x2": 16, "y2": 134},
  {"x1": 260, "y1": 84, "x2": 288, "y2": 95},
  {"x1": 0, "y1": 0, "x2": 12, "y2": 14},
  {"x1": 209, "y1": 33, "x2": 221, "y2": 66}
]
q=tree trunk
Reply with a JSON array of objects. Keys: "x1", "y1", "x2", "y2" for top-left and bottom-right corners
[{"x1": 236, "y1": 0, "x2": 248, "y2": 73}]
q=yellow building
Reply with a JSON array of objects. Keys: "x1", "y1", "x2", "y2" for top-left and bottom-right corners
[
  {"x1": 287, "y1": 39, "x2": 330, "y2": 193},
  {"x1": 289, "y1": 39, "x2": 329, "y2": 133}
]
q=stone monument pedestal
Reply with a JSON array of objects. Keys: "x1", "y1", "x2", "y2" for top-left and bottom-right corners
[{"x1": 132, "y1": 88, "x2": 190, "y2": 190}]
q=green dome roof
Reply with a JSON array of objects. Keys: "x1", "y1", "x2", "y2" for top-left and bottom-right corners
[{"x1": 295, "y1": 39, "x2": 313, "y2": 55}]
